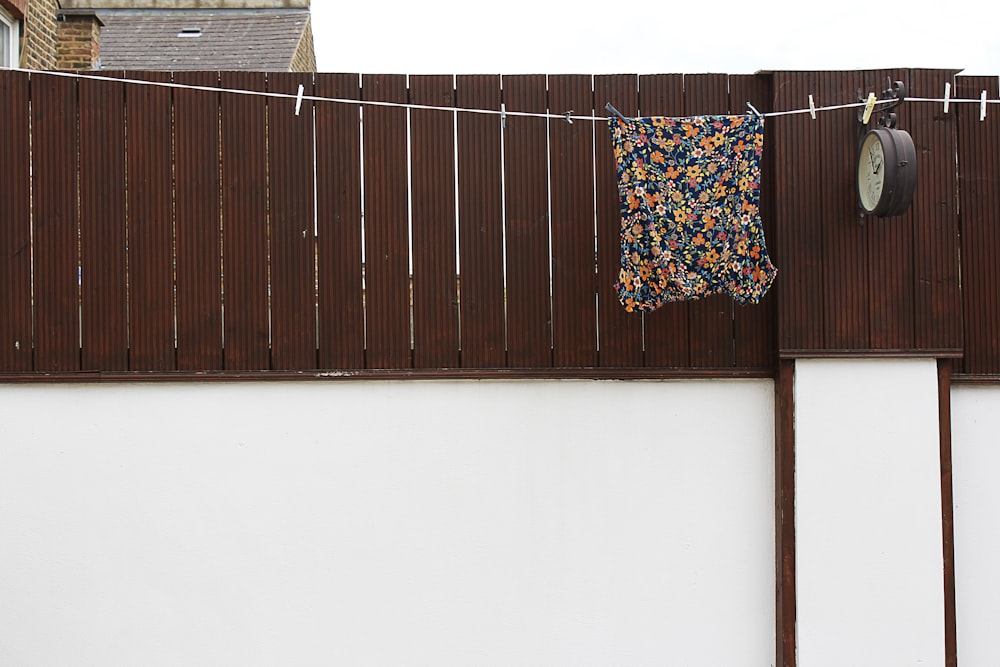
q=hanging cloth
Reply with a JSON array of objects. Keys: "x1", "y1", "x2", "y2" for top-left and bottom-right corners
[{"x1": 610, "y1": 114, "x2": 777, "y2": 312}]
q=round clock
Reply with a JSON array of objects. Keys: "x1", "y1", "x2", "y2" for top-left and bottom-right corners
[{"x1": 857, "y1": 127, "x2": 917, "y2": 217}]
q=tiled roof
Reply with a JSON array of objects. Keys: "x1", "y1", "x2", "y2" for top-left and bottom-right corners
[{"x1": 97, "y1": 9, "x2": 309, "y2": 71}]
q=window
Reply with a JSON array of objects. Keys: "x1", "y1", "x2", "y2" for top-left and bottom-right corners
[{"x1": 0, "y1": 7, "x2": 19, "y2": 68}]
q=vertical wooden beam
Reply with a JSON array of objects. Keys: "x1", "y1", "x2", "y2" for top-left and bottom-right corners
[
  {"x1": 315, "y1": 73, "x2": 364, "y2": 370},
  {"x1": 456, "y1": 74, "x2": 505, "y2": 368},
  {"x1": 362, "y1": 73, "x2": 411, "y2": 369},
  {"x1": 502, "y1": 74, "x2": 552, "y2": 368},
  {"x1": 126, "y1": 71, "x2": 175, "y2": 371},
  {"x1": 410, "y1": 74, "x2": 459, "y2": 369},
  {"x1": 938, "y1": 358, "x2": 957, "y2": 667},
  {"x1": 268, "y1": 71, "x2": 318, "y2": 370},
  {"x1": 0, "y1": 70, "x2": 32, "y2": 371},
  {"x1": 593, "y1": 74, "x2": 642, "y2": 367},
  {"x1": 775, "y1": 359, "x2": 797, "y2": 667}
]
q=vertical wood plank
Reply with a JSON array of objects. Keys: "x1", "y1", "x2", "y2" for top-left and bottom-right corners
[
  {"x1": 957, "y1": 75, "x2": 1000, "y2": 374},
  {"x1": 638, "y1": 74, "x2": 687, "y2": 367},
  {"x1": 456, "y1": 74, "x2": 506, "y2": 368},
  {"x1": 548, "y1": 74, "x2": 597, "y2": 367},
  {"x1": 729, "y1": 74, "x2": 777, "y2": 370},
  {"x1": 221, "y1": 71, "x2": 270, "y2": 370},
  {"x1": 775, "y1": 359, "x2": 797, "y2": 667},
  {"x1": 268, "y1": 72, "x2": 317, "y2": 370},
  {"x1": 773, "y1": 71, "x2": 825, "y2": 353},
  {"x1": 684, "y1": 73, "x2": 734, "y2": 368},
  {"x1": 594, "y1": 74, "x2": 642, "y2": 367},
  {"x1": 909, "y1": 69, "x2": 962, "y2": 353},
  {"x1": 126, "y1": 71, "x2": 175, "y2": 371},
  {"x1": 32, "y1": 73, "x2": 80, "y2": 372},
  {"x1": 937, "y1": 359, "x2": 958, "y2": 667},
  {"x1": 815, "y1": 69, "x2": 868, "y2": 350},
  {"x1": 79, "y1": 72, "x2": 127, "y2": 371},
  {"x1": 410, "y1": 75, "x2": 459, "y2": 369},
  {"x1": 863, "y1": 69, "x2": 914, "y2": 350},
  {"x1": 174, "y1": 71, "x2": 223, "y2": 371},
  {"x1": 0, "y1": 70, "x2": 32, "y2": 371},
  {"x1": 363, "y1": 73, "x2": 411, "y2": 369},
  {"x1": 315, "y1": 73, "x2": 365, "y2": 370},
  {"x1": 502, "y1": 74, "x2": 552, "y2": 368}
]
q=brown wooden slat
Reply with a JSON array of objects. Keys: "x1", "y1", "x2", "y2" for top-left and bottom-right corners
[
  {"x1": 684, "y1": 73, "x2": 735, "y2": 368},
  {"x1": 363, "y1": 74, "x2": 411, "y2": 369},
  {"x1": 548, "y1": 74, "x2": 597, "y2": 367},
  {"x1": 594, "y1": 74, "x2": 642, "y2": 367},
  {"x1": 729, "y1": 74, "x2": 777, "y2": 370},
  {"x1": 819, "y1": 70, "x2": 869, "y2": 350},
  {"x1": 502, "y1": 74, "x2": 552, "y2": 368},
  {"x1": 221, "y1": 71, "x2": 270, "y2": 370},
  {"x1": 78, "y1": 72, "x2": 127, "y2": 371},
  {"x1": 0, "y1": 70, "x2": 32, "y2": 371},
  {"x1": 268, "y1": 72, "x2": 317, "y2": 370},
  {"x1": 174, "y1": 71, "x2": 223, "y2": 371},
  {"x1": 638, "y1": 74, "x2": 687, "y2": 367},
  {"x1": 957, "y1": 75, "x2": 1000, "y2": 374},
  {"x1": 126, "y1": 71, "x2": 175, "y2": 371},
  {"x1": 456, "y1": 74, "x2": 506, "y2": 368},
  {"x1": 32, "y1": 73, "x2": 80, "y2": 372},
  {"x1": 315, "y1": 73, "x2": 365, "y2": 370},
  {"x1": 410, "y1": 75, "x2": 459, "y2": 369},
  {"x1": 908, "y1": 69, "x2": 962, "y2": 352},
  {"x1": 773, "y1": 71, "x2": 825, "y2": 353},
  {"x1": 863, "y1": 69, "x2": 914, "y2": 350},
  {"x1": 937, "y1": 359, "x2": 958, "y2": 667},
  {"x1": 775, "y1": 359, "x2": 797, "y2": 667}
]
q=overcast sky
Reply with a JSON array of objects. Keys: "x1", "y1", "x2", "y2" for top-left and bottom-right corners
[{"x1": 310, "y1": 0, "x2": 1000, "y2": 78}]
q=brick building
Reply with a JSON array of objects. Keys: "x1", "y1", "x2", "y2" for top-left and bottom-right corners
[{"x1": 0, "y1": 0, "x2": 315, "y2": 71}]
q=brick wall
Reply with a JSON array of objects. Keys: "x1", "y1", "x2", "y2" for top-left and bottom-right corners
[
  {"x1": 56, "y1": 14, "x2": 101, "y2": 70},
  {"x1": 289, "y1": 16, "x2": 314, "y2": 72},
  {"x1": 19, "y1": 0, "x2": 58, "y2": 69}
]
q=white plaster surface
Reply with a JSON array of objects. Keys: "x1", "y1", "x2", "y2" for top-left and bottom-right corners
[
  {"x1": 0, "y1": 379, "x2": 774, "y2": 666},
  {"x1": 794, "y1": 358, "x2": 945, "y2": 667},
  {"x1": 951, "y1": 385, "x2": 1000, "y2": 667}
]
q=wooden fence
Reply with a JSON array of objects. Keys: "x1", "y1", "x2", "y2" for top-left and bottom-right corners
[{"x1": 1, "y1": 68, "x2": 998, "y2": 379}]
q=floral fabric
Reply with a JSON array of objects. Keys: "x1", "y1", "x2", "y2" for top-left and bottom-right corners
[{"x1": 610, "y1": 114, "x2": 777, "y2": 312}]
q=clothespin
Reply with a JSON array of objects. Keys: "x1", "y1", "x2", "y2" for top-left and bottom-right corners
[
  {"x1": 295, "y1": 84, "x2": 304, "y2": 116},
  {"x1": 981, "y1": 90, "x2": 988, "y2": 121},
  {"x1": 862, "y1": 92, "x2": 877, "y2": 124},
  {"x1": 500, "y1": 102, "x2": 506, "y2": 129},
  {"x1": 943, "y1": 82, "x2": 951, "y2": 114},
  {"x1": 808, "y1": 94, "x2": 816, "y2": 120},
  {"x1": 563, "y1": 110, "x2": 574, "y2": 124},
  {"x1": 746, "y1": 102, "x2": 763, "y2": 119}
]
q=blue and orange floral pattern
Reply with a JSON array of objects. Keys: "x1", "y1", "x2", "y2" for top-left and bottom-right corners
[{"x1": 610, "y1": 114, "x2": 777, "y2": 312}]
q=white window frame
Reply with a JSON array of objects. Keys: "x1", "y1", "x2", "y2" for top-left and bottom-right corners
[{"x1": 0, "y1": 6, "x2": 19, "y2": 69}]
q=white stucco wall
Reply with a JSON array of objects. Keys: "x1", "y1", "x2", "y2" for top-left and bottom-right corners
[
  {"x1": 794, "y1": 358, "x2": 945, "y2": 667},
  {"x1": 0, "y1": 379, "x2": 774, "y2": 667},
  {"x1": 951, "y1": 385, "x2": 1000, "y2": 667}
]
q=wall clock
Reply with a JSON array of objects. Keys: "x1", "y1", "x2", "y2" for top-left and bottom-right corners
[
  {"x1": 856, "y1": 80, "x2": 917, "y2": 218},
  {"x1": 857, "y1": 127, "x2": 916, "y2": 217}
]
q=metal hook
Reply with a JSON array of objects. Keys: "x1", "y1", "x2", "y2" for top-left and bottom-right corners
[{"x1": 605, "y1": 102, "x2": 628, "y2": 122}]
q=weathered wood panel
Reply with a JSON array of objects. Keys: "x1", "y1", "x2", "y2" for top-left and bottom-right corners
[
  {"x1": 0, "y1": 70, "x2": 32, "y2": 371},
  {"x1": 410, "y1": 75, "x2": 460, "y2": 369}
]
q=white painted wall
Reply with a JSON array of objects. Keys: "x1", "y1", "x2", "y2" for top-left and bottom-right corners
[
  {"x1": 0, "y1": 379, "x2": 774, "y2": 667},
  {"x1": 794, "y1": 358, "x2": 945, "y2": 667},
  {"x1": 951, "y1": 385, "x2": 1000, "y2": 667}
]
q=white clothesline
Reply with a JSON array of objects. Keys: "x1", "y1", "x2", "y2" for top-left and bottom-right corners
[{"x1": 11, "y1": 67, "x2": 1000, "y2": 122}]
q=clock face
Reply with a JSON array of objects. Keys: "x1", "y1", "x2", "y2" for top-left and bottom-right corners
[{"x1": 858, "y1": 132, "x2": 885, "y2": 213}]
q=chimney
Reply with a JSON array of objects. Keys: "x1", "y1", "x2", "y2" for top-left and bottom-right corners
[{"x1": 55, "y1": 8, "x2": 104, "y2": 70}]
